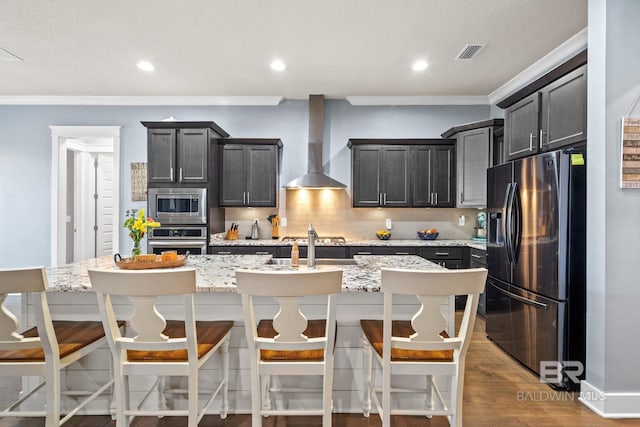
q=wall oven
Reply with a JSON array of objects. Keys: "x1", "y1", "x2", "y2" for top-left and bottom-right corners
[
  {"x1": 148, "y1": 188, "x2": 207, "y2": 225},
  {"x1": 147, "y1": 226, "x2": 208, "y2": 255}
]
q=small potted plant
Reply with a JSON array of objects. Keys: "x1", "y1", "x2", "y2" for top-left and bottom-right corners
[{"x1": 123, "y1": 208, "x2": 160, "y2": 258}]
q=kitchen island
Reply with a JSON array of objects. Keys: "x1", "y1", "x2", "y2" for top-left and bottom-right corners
[{"x1": 29, "y1": 254, "x2": 451, "y2": 415}]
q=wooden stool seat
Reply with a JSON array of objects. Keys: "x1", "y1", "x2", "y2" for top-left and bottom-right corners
[
  {"x1": 0, "y1": 320, "x2": 124, "y2": 362},
  {"x1": 360, "y1": 320, "x2": 453, "y2": 362},
  {"x1": 257, "y1": 319, "x2": 328, "y2": 361},
  {"x1": 127, "y1": 320, "x2": 233, "y2": 362}
]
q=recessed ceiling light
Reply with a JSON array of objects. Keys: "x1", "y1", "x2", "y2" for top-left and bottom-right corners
[
  {"x1": 137, "y1": 61, "x2": 155, "y2": 72},
  {"x1": 270, "y1": 60, "x2": 286, "y2": 72},
  {"x1": 412, "y1": 60, "x2": 428, "y2": 71},
  {"x1": 0, "y1": 48, "x2": 22, "y2": 61}
]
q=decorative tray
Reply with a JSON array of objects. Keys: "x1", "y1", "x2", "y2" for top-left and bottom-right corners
[{"x1": 114, "y1": 253, "x2": 188, "y2": 270}]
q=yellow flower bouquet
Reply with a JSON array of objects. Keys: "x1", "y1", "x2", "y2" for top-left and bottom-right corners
[{"x1": 123, "y1": 208, "x2": 160, "y2": 258}]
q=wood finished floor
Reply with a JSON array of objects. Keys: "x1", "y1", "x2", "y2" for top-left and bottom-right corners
[{"x1": 2, "y1": 310, "x2": 640, "y2": 426}]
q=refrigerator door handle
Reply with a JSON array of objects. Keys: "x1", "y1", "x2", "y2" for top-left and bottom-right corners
[
  {"x1": 504, "y1": 182, "x2": 515, "y2": 264},
  {"x1": 493, "y1": 284, "x2": 548, "y2": 309},
  {"x1": 511, "y1": 182, "x2": 522, "y2": 264}
]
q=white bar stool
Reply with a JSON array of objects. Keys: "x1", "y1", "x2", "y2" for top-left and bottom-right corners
[
  {"x1": 361, "y1": 267, "x2": 487, "y2": 427},
  {"x1": 88, "y1": 267, "x2": 233, "y2": 427},
  {"x1": 235, "y1": 268, "x2": 343, "y2": 427},
  {"x1": 0, "y1": 267, "x2": 121, "y2": 426}
]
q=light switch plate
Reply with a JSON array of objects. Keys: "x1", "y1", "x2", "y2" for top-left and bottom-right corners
[
  {"x1": 385, "y1": 218, "x2": 392, "y2": 229},
  {"x1": 459, "y1": 215, "x2": 465, "y2": 226},
  {"x1": 281, "y1": 217, "x2": 287, "y2": 227}
]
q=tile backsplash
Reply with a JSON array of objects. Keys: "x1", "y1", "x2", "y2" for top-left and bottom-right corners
[{"x1": 223, "y1": 189, "x2": 484, "y2": 240}]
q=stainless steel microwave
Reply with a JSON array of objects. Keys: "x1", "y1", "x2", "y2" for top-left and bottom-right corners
[{"x1": 147, "y1": 188, "x2": 207, "y2": 225}]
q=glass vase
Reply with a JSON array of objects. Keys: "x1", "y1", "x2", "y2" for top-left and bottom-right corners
[{"x1": 131, "y1": 240, "x2": 142, "y2": 259}]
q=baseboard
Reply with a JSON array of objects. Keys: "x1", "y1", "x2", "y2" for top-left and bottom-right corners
[{"x1": 580, "y1": 381, "x2": 640, "y2": 418}]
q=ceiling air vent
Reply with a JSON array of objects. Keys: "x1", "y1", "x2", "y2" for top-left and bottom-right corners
[{"x1": 455, "y1": 44, "x2": 486, "y2": 60}]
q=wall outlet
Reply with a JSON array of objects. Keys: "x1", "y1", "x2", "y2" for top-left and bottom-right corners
[
  {"x1": 385, "y1": 218, "x2": 392, "y2": 229},
  {"x1": 281, "y1": 217, "x2": 287, "y2": 227},
  {"x1": 459, "y1": 215, "x2": 465, "y2": 226}
]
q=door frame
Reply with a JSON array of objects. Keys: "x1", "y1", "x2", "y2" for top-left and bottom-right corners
[{"x1": 50, "y1": 126, "x2": 121, "y2": 266}]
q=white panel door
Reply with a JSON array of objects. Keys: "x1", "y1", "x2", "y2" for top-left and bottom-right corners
[{"x1": 96, "y1": 153, "x2": 114, "y2": 256}]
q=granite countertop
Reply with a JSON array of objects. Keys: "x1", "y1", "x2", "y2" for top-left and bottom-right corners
[
  {"x1": 45, "y1": 254, "x2": 443, "y2": 293},
  {"x1": 210, "y1": 237, "x2": 487, "y2": 250}
]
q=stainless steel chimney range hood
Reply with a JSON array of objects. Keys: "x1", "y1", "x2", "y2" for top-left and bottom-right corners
[{"x1": 284, "y1": 95, "x2": 346, "y2": 189}]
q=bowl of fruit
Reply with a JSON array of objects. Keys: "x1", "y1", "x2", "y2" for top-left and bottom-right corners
[
  {"x1": 376, "y1": 230, "x2": 391, "y2": 240},
  {"x1": 417, "y1": 228, "x2": 439, "y2": 240}
]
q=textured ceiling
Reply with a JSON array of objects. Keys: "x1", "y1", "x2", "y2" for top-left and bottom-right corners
[{"x1": 0, "y1": 0, "x2": 587, "y2": 99}]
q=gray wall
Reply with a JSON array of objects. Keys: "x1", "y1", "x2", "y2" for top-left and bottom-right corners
[
  {"x1": 587, "y1": 0, "x2": 640, "y2": 393},
  {"x1": 0, "y1": 101, "x2": 489, "y2": 267}
]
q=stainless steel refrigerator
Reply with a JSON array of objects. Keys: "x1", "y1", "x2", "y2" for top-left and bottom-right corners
[{"x1": 485, "y1": 148, "x2": 586, "y2": 390}]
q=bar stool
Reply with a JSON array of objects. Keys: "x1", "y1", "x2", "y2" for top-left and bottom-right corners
[
  {"x1": 88, "y1": 267, "x2": 233, "y2": 427},
  {"x1": 235, "y1": 268, "x2": 343, "y2": 427},
  {"x1": 360, "y1": 267, "x2": 487, "y2": 427},
  {"x1": 0, "y1": 267, "x2": 121, "y2": 426}
]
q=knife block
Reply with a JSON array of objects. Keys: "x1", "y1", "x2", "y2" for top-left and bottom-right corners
[
  {"x1": 271, "y1": 225, "x2": 280, "y2": 240},
  {"x1": 225, "y1": 229, "x2": 238, "y2": 240}
]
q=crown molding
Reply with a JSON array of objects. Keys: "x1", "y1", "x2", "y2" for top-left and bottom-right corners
[
  {"x1": 0, "y1": 96, "x2": 284, "y2": 106},
  {"x1": 488, "y1": 27, "x2": 588, "y2": 105},
  {"x1": 346, "y1": 95, "x2": 490, "y2": 106}
]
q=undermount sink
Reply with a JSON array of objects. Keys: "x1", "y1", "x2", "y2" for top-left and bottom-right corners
[{"x1": 267, "y1": 258, "x2": 358, "y2": 266}]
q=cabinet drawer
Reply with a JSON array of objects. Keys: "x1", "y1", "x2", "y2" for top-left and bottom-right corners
[
  {"x1": 349, "y1": 246, "x2": 417, "y2": 257},
  {"x1": 208, "y1": 246, "x2": 277, "y2": 256},
  {"x1": 469, "y1": 248, "x2": 487, "y2": 266},
  {"x1": 419, "y1": 247, "x2": 464, "y2": 260},
  {"x1": 278, "y1": 246, "x2": 347, "y2": 259}
]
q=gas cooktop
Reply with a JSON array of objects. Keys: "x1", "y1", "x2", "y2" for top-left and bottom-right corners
[{"x1": 281, "y1": 236, "x2": 347, "y2": 244}]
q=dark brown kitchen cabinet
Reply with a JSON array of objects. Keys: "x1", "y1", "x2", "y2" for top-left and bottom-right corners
[
  {"x1": 413, "y1": 145, "x2": 456, "y2": 208},
  {"x1": 419, "y1": 246, "x2": 464, "y2": 268},
  {"x1": 505, "y1": 93, "x2": 541, "y2": 161},
  {"x1": 540, "y1": 64, "x2": 587, "y2": 151},
  {"x1": 349, "y1": 139, "x2": 454, "y2": 208},
  {"x1": 220, "y1": 139, "x2": 282, "y2": 207},
  {"x1": 351, "y1": 145, "x2": 410, "y2": 207},
  {"x1": 208, "y1": 246, "x2": 278, "y2": 256},
  {"x1": 502, "y1": 56, "x2": 587, "y2": 161},
  {"x1": 441, "y1": 119, "x2": 504, "y2": 208},
  {"x1": 143, "y1": 121, "x2": 229, "y2": 185},
  {"x1": 349, "y1": 246, "x2": 417, "y2": 257},
  {"x1": 278, "y1": 246, "x2": 348, "y2": 259},
  {"x1": 469, "y1": 247, "x2": 488, "y2": 316}
]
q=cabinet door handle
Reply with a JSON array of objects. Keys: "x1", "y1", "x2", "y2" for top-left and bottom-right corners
[
  {"x1": 471, "y1": 254, "x2": 483, "y2": 259},
  {"x1": 430, "y1": 193, "x2": 433, "y2": 205},
  {"x1": 395, "y1": 252, "x2": 410, "y2": 255},
  {"x1": 540, "y1": 129, "x2": 544, "y2": 147},
  {"x1": 242, "y1": 192, "x2": 246, "y2": 205},
  {"x1": 246, "y1": 192, "x2": 250, "y2": 205},
  {"x1": 255, "y1": 251, "x2": 270, "y2": 255},
  {"x1": 435, "y1": 252, "x2": 450, "y2": 256},
  {"x1": 378, "y1": 193, "x2": 382, "y2": 206},
  {"x1": 179, "y1": 168, "x2": 183, "y2": 182},
  {"x1": 529, "y1": 133, "x2": 533, "y2": 151},
  {"x1": 170, "y1": 167, "x2": 174, "y2": 181},
  {"x1": 217, "y1": 251, "x2": 232, "y2": 255},
  {"x1": 357, "y1": 251, "x2": 372, "y2": 255},
  {"x1": 383, "y1": 193, "x2": 387, "y2": 205},
  {"x1": 434, "y1": 193, "x2": 438, "y2": 205}
]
